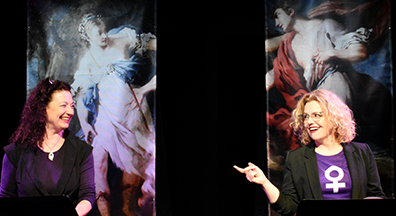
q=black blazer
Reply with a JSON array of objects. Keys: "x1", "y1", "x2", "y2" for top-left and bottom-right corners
[
  {"x1": 1, "y1": 133, "x2": 95, "y2": 206},
  {"x1": 272, "y1": 141, "x2": 385, "y2": 216}
]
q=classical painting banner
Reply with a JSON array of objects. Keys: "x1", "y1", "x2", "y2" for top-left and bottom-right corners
[
  {"x1": 265, "y1": 0, "x2": 393, "y2": 215},
  {"x1": 27, "y1": 0, "x2": 156, "y2": 215}
]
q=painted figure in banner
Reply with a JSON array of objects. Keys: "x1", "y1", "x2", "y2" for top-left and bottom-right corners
[
  {"x1": 71, "y1": 13, "x2": 156, "y2": 216},
  {"x1": 266, "y1": 0, "x2": 392, "y2": 168}
]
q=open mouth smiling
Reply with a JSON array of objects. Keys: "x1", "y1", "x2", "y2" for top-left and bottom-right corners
[
  {"x1": 309, "y1": 126, "x2": 320, "y2": 132},
  {"x1": 60, "y1": 115, "x2": 72, "y2": 122}
]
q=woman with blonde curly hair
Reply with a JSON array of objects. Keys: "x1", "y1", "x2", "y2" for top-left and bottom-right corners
[
  {"x1": 235, "y1": 89, "x2": 385, "y2": 216},
  {"x1": 290, "y1": 89, "x2": 356, "y2": 146}
]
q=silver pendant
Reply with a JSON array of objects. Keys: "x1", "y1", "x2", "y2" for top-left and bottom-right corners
[{"x1": 48, "y1": 152, "x2": 54, "y2": 161}]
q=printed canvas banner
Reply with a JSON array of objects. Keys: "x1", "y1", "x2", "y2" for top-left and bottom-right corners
[
  {"x1": 27, "y1": 0, "x2": 156, "y2": 215},
  {"x1": 265, "y1": 0, "x2": 393, "y2": 215}
]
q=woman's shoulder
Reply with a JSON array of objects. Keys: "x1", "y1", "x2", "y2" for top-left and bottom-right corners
[
  {"x1": 289, "y1": 142, "x2": 315, "y2": 155},
  {"x1": 3, "y1": 142, "x2": 28, "y2": 155},
  {"x1": 3, "y1": 143, "x2": 23, "y2": 166},
  {"x1": 283, "y1": 144, "x2": 313, "y2": 165},
  {"x1": 344, "y1": 141, "x2": 372, "y2": 153},
  {"x1": 64, "y1": 133, "x2": 93, "y2": 162},
  {"x1": 288, "y1": 146, "x2": 305, "y2": 156},
  {"x1": 65, "y1": 132, "x2": 93, "y2": 152},
  {"x1": 3, "y1": 143, "x2": 17, "y2": 153}
]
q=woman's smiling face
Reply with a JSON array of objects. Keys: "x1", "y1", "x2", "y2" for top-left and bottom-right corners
[
  {"x1": 46, "y1": 90, "x2": 74, "y2": 133},
  {"x1": 303, "y1": 101, "x2": 334, "y2": 144}
]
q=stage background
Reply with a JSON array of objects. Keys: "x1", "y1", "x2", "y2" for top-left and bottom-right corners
[{"x1": 0, "y1": 1, "x2": 394, "y2": 216}]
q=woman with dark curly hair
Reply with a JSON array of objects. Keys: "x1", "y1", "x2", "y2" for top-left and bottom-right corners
[{"x1": 0, "y1": 78, "x2": 95, "y2": 216}]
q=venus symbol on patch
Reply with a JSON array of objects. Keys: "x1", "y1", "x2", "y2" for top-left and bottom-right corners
[{"x1": 324, "y1": 165, "x2": 346, "y2": 193}]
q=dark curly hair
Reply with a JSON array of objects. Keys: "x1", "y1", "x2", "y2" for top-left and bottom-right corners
[{"x1": 9, "y1": 78, "x2": 71, "y2": 150}]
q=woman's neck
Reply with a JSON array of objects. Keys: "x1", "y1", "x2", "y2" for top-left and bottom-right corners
[
  {"x1": 44, "y1": 127, "x2": 64, "y2": 143},
  {"x1": 315, "y1": 139, "x2": 343, "y2": 156},
  {"x1": 40, "y1": 128, "x2": 65, "y2": 153}
]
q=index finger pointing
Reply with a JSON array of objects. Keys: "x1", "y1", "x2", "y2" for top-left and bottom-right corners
[{"x1": 233, "y1": 165, "x2": 246, "y2": 173}]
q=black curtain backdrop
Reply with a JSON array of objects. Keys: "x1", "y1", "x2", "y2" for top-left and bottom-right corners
[
  {"x1": 2, "y1": 1, "x2": 394, "y2": 216},
  {"x1": 156, "y1": 2, "x2": 266, "y2": 215}
]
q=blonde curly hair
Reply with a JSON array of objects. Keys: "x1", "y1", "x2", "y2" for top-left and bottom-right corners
[{"x1": 290, "y1": 89, "x2": 356, "y2": 145}]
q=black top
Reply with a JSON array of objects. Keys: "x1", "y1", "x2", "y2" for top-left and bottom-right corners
[
  {"x1": 271, "y1": 141, "x2": 385, "y2": 216},
  {"x1": 0, "y1": 132, "x2": 95, "y2": 207},
  {"x1": 36, "y1": 145, "x2": 66, "y2": 195}
]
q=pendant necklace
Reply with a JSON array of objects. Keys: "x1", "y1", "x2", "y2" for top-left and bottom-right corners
[{"x1": 43, "y1": 136, "x2": 62, "y2": 161}]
